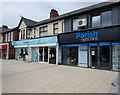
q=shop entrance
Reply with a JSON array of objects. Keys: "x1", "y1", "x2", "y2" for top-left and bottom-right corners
[
  {"x1": 49, "y1": 47, "x2": 56, "y2": 64},
  {"x1": 90, "y1": 45, "x2": 111, "y2": 69},
  {"x1": 38, "y1": 47, "x2": 56, "y2": 64},
  {"x1": 100, "y1": 46, "x2": 110, "y2": 69},
  {"x1": 90, "y1": 46, "x2": 98, "y2": 68},
  {"x1": 39, "y1": 47, "x2": 48, "y2": 63}
]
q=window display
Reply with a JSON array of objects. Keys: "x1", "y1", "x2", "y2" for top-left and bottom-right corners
[
  {"x1": 62, "y1": 47, "x2": 78, "y2": 66},
  {"x1": 112, "y1": 45, "x2": 120, "y2": 71}
]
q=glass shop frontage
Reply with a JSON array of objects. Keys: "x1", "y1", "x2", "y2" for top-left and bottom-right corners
[
  {"x1": 12, "y1": 36, "x2": 59, "y2": 64},
  {"x1": 58, "y1": 26, "x2": 120, "y2": 71}
]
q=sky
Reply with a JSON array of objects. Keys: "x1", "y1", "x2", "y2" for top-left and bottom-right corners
[{"x1": 0, "y1": 1, "x2": 108, "y2": 28}]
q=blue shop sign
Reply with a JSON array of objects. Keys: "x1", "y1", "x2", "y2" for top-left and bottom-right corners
[
  {"x1": 62, "y1": 44, "x2": 88, "y2": 47},
  {"x1": 12, "y1": 36, "x2": 57, "y2": 46},
  {"x1": 100, "y1": 42, "x2": 110, "y2": 46},
  {"x1": 112, "y1": 42, "x2": 120, "y2": 45},
  {"x1": 89, "y1": 43, "x2": 98, "y2": 46}
]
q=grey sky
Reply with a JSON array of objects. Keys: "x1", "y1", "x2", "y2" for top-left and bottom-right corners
[{"x1": 1, "y1": 2, "x2": 105, "y2": 28}]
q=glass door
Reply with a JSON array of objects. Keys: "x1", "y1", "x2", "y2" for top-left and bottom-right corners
[
  {"x1": 49, "y1": 47, "x2": 56, "y2": 64},
  {"x1": 100, "y1": 46, "x2": 110, "y2": 69},
  {"x1": 44, "y1": 47, "x2": 48, "y2": 62},
  {"x1": 90, "y1": 46, "x2": 98, "y2": 68},
  {"x1": 39, "y1": 47, "x2": 43, "y2": 62}
]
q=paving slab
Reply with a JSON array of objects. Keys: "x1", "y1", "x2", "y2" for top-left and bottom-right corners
[{"x1": 1, "y1": 60, "x2": 119, "y2": 93}]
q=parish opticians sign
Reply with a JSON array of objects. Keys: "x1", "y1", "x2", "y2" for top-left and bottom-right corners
[{"x1": 76, "y1": 31, "x2": 99, "y2": 42}]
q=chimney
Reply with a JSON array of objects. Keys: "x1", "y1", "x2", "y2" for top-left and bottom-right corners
[
  {"x1": 2, "y1": 25, "x2": 8, "y2": 29},
  {"x1": 50, "y1": 9, "x2": 59, "y2": 18}
]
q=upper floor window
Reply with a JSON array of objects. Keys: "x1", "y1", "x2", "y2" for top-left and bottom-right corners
[
  {"x1": 33, "y1": 28, "x2": 36, "y2": 38},
  {"x1": 5, "y1": 34, "x2": 7, "y2": 42},
  {"x1": 21, "y1": 29, "x2": 25, "y2": 40},
  {"x1": 53, "y1": 23, "x2": 58, "y2": 34},
  {"x1": 26, "y1": 29, "x2": 30, "y2": 39},
  {"x1": 10, "y1": 32, "x2": 13, "y2": 41},
  {"x1": 72, "y1": 18, "x2": 78, "y2": 31},
  {"x1": 91, "y1": 10, "x2": 112, "y2": 28},
  {"x1": 7, "y1": 32, "x2": 11, "y2": 41},
  {"x1": 39, "y1": 26, "x2": 48, "y2": 37},
  {"x1": 62, "y1": 22, "x2": 64, "y2": 33},
  {"x1": 0, "y1": 34, "x2": 2, "y2": 42},
  {"x1": 101, "y1": 11, "x2": 112, "y2": 27},
  {"x1": 91, "y1": 15, "x2": 101, "y2": 28},
  {"x1": 5, "y1": 32, "x2": 13, "y2": 42}
]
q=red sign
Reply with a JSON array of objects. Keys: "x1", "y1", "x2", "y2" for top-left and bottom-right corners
[{"x1": 0, "y1": 45, "x2": 8, "y2": 49}]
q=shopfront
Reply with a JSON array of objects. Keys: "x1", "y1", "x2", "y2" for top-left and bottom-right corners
[
  {"x1": 58, "y1": 26, "x2": 120, "y2": 71},
  {"x1": 12, "y1": 36, "x2": 59, "y2": 64},
  {"x1": 0, "y1": 43, "x2": 9, "y2": 59}
]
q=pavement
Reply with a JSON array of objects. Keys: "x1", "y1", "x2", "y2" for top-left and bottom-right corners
[{"x1": 1, "y1": 60, "x2": 119, "y2": 93}]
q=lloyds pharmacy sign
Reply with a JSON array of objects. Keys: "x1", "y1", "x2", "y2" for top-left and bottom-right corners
[{"x1": 76, "y1": 31, "x2": 99, "y2": 42}]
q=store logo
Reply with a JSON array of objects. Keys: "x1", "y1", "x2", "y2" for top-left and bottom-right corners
[{"x1": 76, "y1": 31, "x2": 98, "y2": 42}]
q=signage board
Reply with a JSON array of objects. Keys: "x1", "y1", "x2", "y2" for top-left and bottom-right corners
[
  {"x1": 78, "y1": 46, "x2": 88, "y2": 67},
  {"x1": 58, "y1": 27, "x2": 119, "y2": 44},
  {"x1": 12, "y1": 36, "x2": 57, "y2": 46},
  {"x1": 0, "y1": 45, "x2": 8, "y2": 49}
]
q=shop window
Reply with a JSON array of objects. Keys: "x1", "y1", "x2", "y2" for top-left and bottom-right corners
[
  {"x1": 72, "y1": 18, "x2": 78, "y2": 31},
  {"x1": 39, "y1": 26, "x2": 48, "y2": 37},
  {"x1": 112, "y1": 45, "x2": 120, "y2": 70},
  {"x1": 91, "y1": 10, "x2": 112, "y2": 28},
  {"x1": 53, "y1": 23, "x2": 58, "y2": 34},
  {"x1": 62, "y1": 47, "x2": 78, "y2": 66}
]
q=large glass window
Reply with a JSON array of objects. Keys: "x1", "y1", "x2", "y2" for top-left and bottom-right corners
[
  {"x1": 112, "y1": 45, "x2": 120, "y2": 71},
  {"x1": 53, "y1": 23, "x2": 58, "y2": 34},
  {"x1": 62, "y1": 47, "x2": 78, "y2": 66},
  {"x1": 72, "y1": 18, "x2": 78, "y2": 31},
  {"x1": 91, "y1": 10, "x2": 112, "y2": 28}
]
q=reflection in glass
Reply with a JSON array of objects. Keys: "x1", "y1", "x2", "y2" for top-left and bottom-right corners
[
  {"x1": 44, "y1": 47, "x2": 48, "y2": 62},
  {"x1": 39, "y1": 47, "x2": 43, "y2": 61},
  {"x1": 91, "y1": 15, "x2": 100, "y2": 28},
  {"x1": 62, "y1": 47, "x2": 78, "y2": 66}
]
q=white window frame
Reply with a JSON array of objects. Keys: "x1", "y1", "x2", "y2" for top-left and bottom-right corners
[
  {"x1": 6, "y1": 34, "x2": 8, "y2": 42},
  {"x1": 11, "y1": 32, "x2": 13, "y2": 41},
  {"x1": 53, "y1": 23, "x2": 59, "y2": 34}
]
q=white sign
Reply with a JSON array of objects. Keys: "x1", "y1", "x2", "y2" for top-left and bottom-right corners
[{"x1": 78, "y1": 46, "x2": 88, "y2": 67}]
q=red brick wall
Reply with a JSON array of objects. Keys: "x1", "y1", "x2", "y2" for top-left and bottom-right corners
[
  {"x1": 13, "y1": 29, "x2": 19, "y2": 41},
  {"x1": 2, "y1": 29, "x2": 19, "y2": 59},
  {"x1": 9, "y1": 48, "x2": 15, "y2": 59}
]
